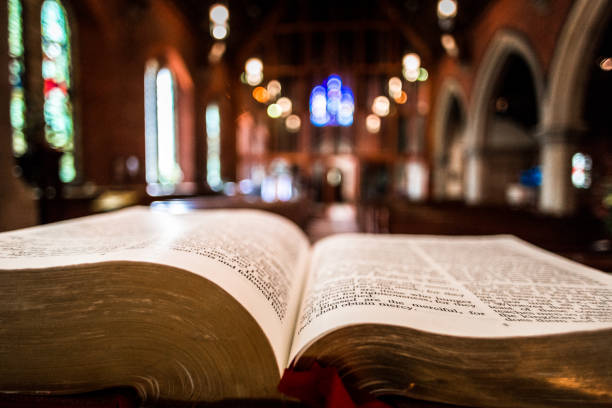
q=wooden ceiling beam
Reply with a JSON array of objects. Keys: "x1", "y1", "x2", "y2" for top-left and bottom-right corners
[{"x1": 378, "y1": 0, "x2": 433, "y2": 64}]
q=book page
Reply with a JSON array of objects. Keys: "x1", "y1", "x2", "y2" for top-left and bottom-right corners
[
  {"x1": 290, "y1": 234, "x2": 612, "y2": 362},
  {"x1": 0, "y1": 207, "x2": 310, "y2": 372}
]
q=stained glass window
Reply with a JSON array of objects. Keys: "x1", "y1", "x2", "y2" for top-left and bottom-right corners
[
  {"x1": 8, "y1": 0, "x2": 27, "y2": 156},
  {"x1": 144, "y1": 61, "x2": 182, "y2": 195},
  {"x1": 41, "y1": 0, "x2": 75, "y2": 182}
]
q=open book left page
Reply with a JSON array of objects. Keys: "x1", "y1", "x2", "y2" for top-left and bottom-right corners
[{"x1": 0, "y1": 206, "x2": 311, "y2": 401}]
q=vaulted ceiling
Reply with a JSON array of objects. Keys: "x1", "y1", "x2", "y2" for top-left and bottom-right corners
[{"x1": 170, "y1": 0, "x2": 492, "y2": 69}]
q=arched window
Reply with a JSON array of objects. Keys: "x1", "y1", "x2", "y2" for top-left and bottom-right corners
[
  {"x1": 41, "y1": 0, "x2": 75, "y2": 183},
  {"x1": 206, "y1": 103, "x2": 222, "y2": 191},
  {"x1": 144, "y1": 60, "x2": 182, "y2": 195},
  {"x1": 8, "y1": 0, "x2": 27, "y2": 157}
]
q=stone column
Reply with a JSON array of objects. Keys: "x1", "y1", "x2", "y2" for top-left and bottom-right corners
[
  {"x1": 464, "y1": 147, "x2": 483, "y2": 204},
  {"x1": 432, "y1": 155, "x2": 447, "y2": 200},
  {"x1": 537, "y1": 128, "x2": 581, "y2": 216}
]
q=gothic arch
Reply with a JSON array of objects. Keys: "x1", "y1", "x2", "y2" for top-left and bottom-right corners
[
  {"x1": 432, "y1": 78, "x2": 468, "y2": 199},
  {"x1": 542, "y1": 0, "x2": 612, "y2": 130},
  {"x1": 464, "y1": 29, "x2": 544, "y2": 203},
  {"x1": 538, "y1": 0, "x2": 612, "y2": 215},
  {"x1": 144, "y1": 47, "x2": 195, "y2": 194}
]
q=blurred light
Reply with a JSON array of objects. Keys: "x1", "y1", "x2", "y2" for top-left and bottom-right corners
[
  {"x1": 208, "y1": 41, "x2": 226, "y2": 63},
  {"x1": 267, "y1": 80, "x2": 281, "y2": 98},
  {"x1": 211, "y1": 24, "x2": 228, "y2": 40},
  {"x1": 245, "y1": 58, "x2": 264, "y2": 85},
  {"x1": 267, "y1": 103, "x2": 282, "y2": 118},
  {"x1": 240, "y1": 72, "x2": 248, "y2": 84},
  {"x1": 246, "y1": 71, "x2": 263, "y2": 86},
  {"x1": 206, "y1": 103, "x2": 223, "y2": 191},
  {"x1": 441, "y1": 34, "x2": 459, "y2": 57},
  {"x1": 366, "y1": 114, "x2": 381, "y2": 133},
  {"x1": 245, "y1": 58, "x2": 263, "y2": 76},
  {"x1": 600, "y1": 57, "x2": 612, "y2": 71},
  {"x1": 337, "y1": 88, "x2": 355, "y2": 126},
  {"x1": 394, "y1": 90, "x2": 408, "y2": 104},
  {"x1": 404, "y1": 68, "x2": 419, "y2": 82},
  {"x1": 261, "y1": 176, "x2": 276, "y2": 202},
  {"x1": 277, "y1": 173, "x2": 293, "y2": 201},
  {"x1": 151, "y1": 200, "x2": 193, "y2": 214},
  {"x1": 388, "y1": 77, "x2": 402, "y2": 99},
  {"x1": 402, "y1": 53, "x2": 421, "y2": 72},
  {"x1": 326, "y1": 168, "x2": 342, "y2": 187},
  {"x1": 520, "y1": 166, "x2": 542, "y2": 187},
  {"x1": 252, "y1": 86, "x2": 269, "y2": 103},
  {"x1": 285, "y1": 114, "x2": 301, "y2": 132},
  {"x1": 126, "y1": 155, "x2": 139, "y2": 176},
  {"x1": 224, "y1": 181, "x2": 236, "y2": 196},
  {"x1": 437, "y1": 0, "x2": 457, "y2": 19},
  {"x1": 417, "y1": 67, "x2": 429, "y2": 82},
  {"x1": 276, "y1": 97, "x2": 292, "y2": 117},
  {"x1": 209, "y1": 4, "x2": 229, "y2": 24},
  {"x1": 407, "y1": 160, "x2": 427, "y2": 201},
  {"x1": 310, "y1": 75, "x2": 354, "y2": 127},
  {"x1": 495, "y1": 97, "x2": 509, "y2": 112},
  {"x1": 326, "y1": 75, "x2": 342, "y2": 115},
  {"x1": 310, "y1": 85, "x2": 328, "y2": 126},
  {"x1": 372, "y1": 96, "x2": 390, "y2": 117},
  {"x1": 327, "y1": 75, "x2": 342, "y2": 90},
  {"x1": 572, "y1": 152, "x2": 592, "y2": 189},
  {"x1": 239, "y1": 179, "x2": 254, "y2": 194}
]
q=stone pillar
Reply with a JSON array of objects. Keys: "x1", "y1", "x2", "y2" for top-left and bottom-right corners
[
  {"x1": 537, "y1": 128, "x2": 580, "y2": 216},
  {"x1": 464, "y1": 147, "x2": 483, "y2": 204}
]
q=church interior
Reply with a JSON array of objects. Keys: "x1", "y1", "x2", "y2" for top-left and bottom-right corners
[
  {"x1": 0, "y1": 0, "x2": 611, "y2": 271},
  {"x1": 1, "y1": 2, "x2": 612, "y2": 407}
]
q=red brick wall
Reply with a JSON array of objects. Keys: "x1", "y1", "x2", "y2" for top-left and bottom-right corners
[{"x1": 74, "y1": 0, "x2": 199, "y2": 186}]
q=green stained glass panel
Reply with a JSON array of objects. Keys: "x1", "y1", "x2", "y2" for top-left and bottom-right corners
[
  {"x1": 42, "y1": 0, "x2": 75, "y2": 181},
  {"x1": 8, "y1": 0, "x2": 26, "y2": 157}
]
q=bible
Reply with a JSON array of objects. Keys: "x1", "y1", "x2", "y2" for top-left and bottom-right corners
[{"x1": 0, "y1": 207, "x2": 611, "y2": 407}]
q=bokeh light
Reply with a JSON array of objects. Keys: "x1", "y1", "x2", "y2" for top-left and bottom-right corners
[
  {"x1": 417, "y1": 67, "x2": 429, "y2": 82},
  {"x1": 366, "y1": 114, "x2": 381, "y2": 133},
  {"x1": 388, "y1": 77, "x2": 402, "y2": 99},
  {"x1": 252, "y1": 86, "x2": 269, "y2": 103},
  {"x1": 441, "y1": 34, "x2": 459, "y2": 57},
  {"x1": 209, "y1": 4, "x2": 229, "y2": 24},
  {"x1": 246, "y1": 71, "x2": 263, "y2": 86},
  {"x1": 437, "y1": 0, "x2": 457, "y2": 19},
  {"x1": 285, "y1": 114, "x2": 301, "y2": 132},
  {"x1": 402, "y1": 53, "x2": 421, "y2": 72},
  {"x1": 310, "y1": 75, "x2": 354, "y2": 126},
  {"x1": 571, "y1": 152, "x2": 592, "y2": 189},
  {"x1": 372, "y1": 96, "x2": 390, "y2": 117},
  {"x1": 404, "y1": 68, "x2": 419, "y2": 82},
  {"x1": 245, "y1": 58, "x2": 263, "y2": 75},
  {"x1": 267, "y1": 103, "x2": 282, "y2": 118},
  {"x1": 277, "y1": 97, "x2": 292, "y2": 117},
  {"x1": 394, "y1": 90, "x2": 408, "y2": 104},
  {"x1": 267, "y1": 80, "x2": 281, "y2": 98},
  {"x1": 245, "y1": 57, "x2": 263, "y2": 85},
  {"x1": 211, "y1": 24, "x2": 228, "y2": 40}
]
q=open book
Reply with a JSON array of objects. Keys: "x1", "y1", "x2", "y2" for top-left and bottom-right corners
[{"x1": 0, "y1": 207, "x2": 611, "y2": 407}]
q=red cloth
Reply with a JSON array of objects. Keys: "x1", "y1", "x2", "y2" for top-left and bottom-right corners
[{"x1": 278, "y1": 362, "x2": 391, "y2": 408}]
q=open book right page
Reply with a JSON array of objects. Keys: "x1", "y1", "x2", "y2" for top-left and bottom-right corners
[{"x1": 289, "y1": 234, "x2": 612, "y2": 362}]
